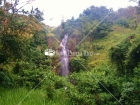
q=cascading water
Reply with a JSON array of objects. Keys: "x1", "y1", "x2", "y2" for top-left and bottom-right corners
[{"x1": 59, "y1": 34, "x2": 69, "y2": 76}]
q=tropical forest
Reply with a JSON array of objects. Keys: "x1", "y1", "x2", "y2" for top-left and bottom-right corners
[{"x1": 0, "y1": 0, "x2": 140, "y2": 105}]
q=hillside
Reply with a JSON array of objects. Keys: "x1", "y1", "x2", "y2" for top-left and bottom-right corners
[{"x1": 89, "y1": 25, "x2": 135, "y2": 66}]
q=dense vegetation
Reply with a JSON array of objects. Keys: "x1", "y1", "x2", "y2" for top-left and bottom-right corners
[{"x1": 0, "y1": 0, "x2": 140, "y2": 105}]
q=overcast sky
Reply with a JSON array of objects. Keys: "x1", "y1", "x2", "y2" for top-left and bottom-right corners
[{"x1": 24, "y1": 0, "x2": 137, "y2": 26}]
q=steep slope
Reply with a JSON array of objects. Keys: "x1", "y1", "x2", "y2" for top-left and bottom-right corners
[{"x1": 88, "y1": 25, "x2": 136, "y2": 67}]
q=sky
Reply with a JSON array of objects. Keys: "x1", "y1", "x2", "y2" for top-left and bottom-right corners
[{"x1": 23, "y1": 0, "x2": 137, "y2": 26}]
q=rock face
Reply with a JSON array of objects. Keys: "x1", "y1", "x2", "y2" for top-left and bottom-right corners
[{"x1": 59, "y1": 34, "x2": 69, "y2": 76}]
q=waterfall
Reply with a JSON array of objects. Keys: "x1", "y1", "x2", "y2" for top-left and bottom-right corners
[{"x1": 59, "y1": 34, "x2": 69, "y2": 76}]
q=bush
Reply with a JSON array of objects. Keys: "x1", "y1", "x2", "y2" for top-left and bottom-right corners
[
  {"x1": 70, "y1": 57, "x2": 86, "y2": 72},
  {"x1": 0, "y1": 71, "x2": 14, "y2": 87},
  {"x1": 116, "y1": 18, "x2": 129, "y2": 28}
]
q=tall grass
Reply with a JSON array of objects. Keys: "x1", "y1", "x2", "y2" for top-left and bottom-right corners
[{"x1": 0, "y1": 87, "x2": 69, "y2": 105}]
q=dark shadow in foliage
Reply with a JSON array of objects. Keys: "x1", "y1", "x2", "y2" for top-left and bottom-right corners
[
  {"x1": 1, "y1": 35, "x2": 27, "y2": 59},
  {"x1": 93, "y1": 21, "x2": 113, "y2": 39},
  {"x1": 109, "y1": 34, "x2": 140, "y2": 76},
  {"x1": 116, "y1": 18, "x2": 129, "y2": 28},
  {"x1": 70, "y1": 57, "x2": 86, "y2": 73},
  {"x1": 109, "y1": 36, "x2": 133, "y2": 75},
  {"x1": 126, "y1": 44, "x2": 140, "y2": 74},
  {"x1": 0, "y1": 70, "x2": 14, "y2": 87}
]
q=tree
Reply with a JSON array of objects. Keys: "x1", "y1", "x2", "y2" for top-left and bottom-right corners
[
  {"x1": 0, "y1": 0, "x2": 34, "y2": 14},
  {"x1": 30, "y1": 7, "x2": 44, "y2": 21},
  {"x1": 130, "y1": 0, "x2": 140, "y2": 6}
]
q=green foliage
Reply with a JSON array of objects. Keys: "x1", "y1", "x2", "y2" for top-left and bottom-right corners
[
  {"x1": 67, "y1": 72, "x2": 98, "y2": 105},
  {"x1": 109, "y1": 33, "x2": 140, "y2": 75},
  {"x1": 67, "y1": 63, "x2": 122, "y2": 105},
  {"x1": 109, "y1": 43, "x2": 128, "y2": 74},
  {"x1": 91, "y1": 63, "x2": 122, "y2": 105},
  {"x1": 55, "y1": 5, "x2": 112, "y2": 43},
  {"x1": 0, "y1": 0, "x2": 50, "y2": 89},
  {"x1": 43, "y1": 71, "x2": 69, "y2": 100},
  {"x1": 83, "y1": 6, "x2": 110, "y2": 22},
  {"x1": 116, "y1": 18, "x2": 129, "y2": 28},
  {"x1": 109, "y1": 34, "x2": 137, "y2": 74},
  {"x1": 120, "y1": 64, "x2": 140, "y2": 105},
  {"x1": 0, "y1": 71, "x2": 14, "y2": 87},
  {"x1": 125, "y1": 35, "x2": 140, "y2": 73},
  {"x1": 93, "y1": 21, "x2": 113, "y2": 38},
  {"x1": 134, "y1": 62, "x2": 140, "y2": 80},
  {"x1": 0, "y1": 88, "x2": 48, "y2": 105},
  {"x1": 70, "y1": 57, "x2": 86, "y2": 72},
  {"x1": 1, "y1": 34, "x2": 28, "y2": 59},
  {"x1": 12, "y1": 55, "x2": 52, "y2": 87},
  {"x1": 31, "y1": 8, "x2": 44, "y2": 21},
  {"x1": 1, "y1": 2, "x2": 140, "y2": 105}
]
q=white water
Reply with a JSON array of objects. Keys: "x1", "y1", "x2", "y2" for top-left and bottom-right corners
[{"x1": 59, "y1": 34, "x2": 69, "y2": 76}]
